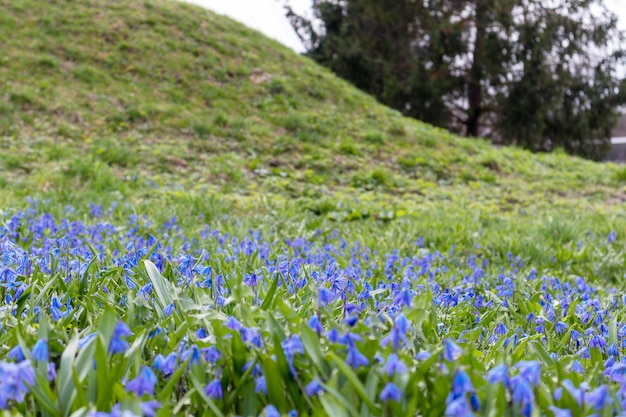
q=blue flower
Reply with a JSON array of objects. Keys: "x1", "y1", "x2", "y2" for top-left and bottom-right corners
[
  {"x1": 443, "y1": 339, "x2": 463, "y2": 362},
  {"x1": 415, "y1": 351, "x2": 431, "y2": 361},
  {"x1": 382, "y1": 353, "x2": 407, "y2": 376},
  {"x1": 589, "y1": 334, "x2": 606, "y2": 351},
  {"x1": 8, "y1": 346, "x2": 25, "y2": 362},
  {"x1": 181, "y1": 345, "x2": 201, "y2": 367},
  {"x1": 345, "y1": 347, "x2": 369, "y2": 369},
  {"x1": 281, "y1": 335, "x2": 304, "y2": 358},
  {"x1": 201, "y1": 346, "x2": 221, "y2": 363},
  {"x1": 305, "y1": 378, "x2": 324, "y2": 397},
  {"x1": 555, "y1": 322, "x2": 568, "y2": 335},
  {"x1": 570, "y1": 360, "x2": 584, "y2": 374},
  {"x1": 486, "y1": 364, "x2": 509, "y2": 386},
  {"x1": 140, "y1": 400, "x2": 161, "y2": 417},
  {"x1": 154, "y1": 352, "x2": 177, "y2": 376},
  {"x1": 381, "y1": 314, "x2": 410, "y2": 351},
  {"x1": 318, "y1": 288, "x2": 333, "y2": 306},
  {"x1": 308, "y1": 316, "x2": 323, "y2": 334},
  {"x1": 109, "y1": 322, "x2": 131, "y2": 355},
  {"x1": 514, "y1": 361, "x2": 541, "y2": 387},
  {"x1": 586, "y1": 385, "x2": 611, "y2": 410},
  {"x1": 255, "y1": 376, "x2": 267, "y2": 395},
  {"x1": 494, "y1": 322, "x2": 507, "y2": 335},
  {"x1": 126, "y1": 366, "x2": 158, "y2": 396},
  {"x1": 510, "y1": 376, "x2": 534, "y2": 417},
  {"x1": 451, "y1": 369, "x2": 474, "y2": 398},
  {"x1": 163, "y1": 303, "x2": 175, "y2": 317},
  {"x1": 262, "y1": 405, "x2": 281, "y2": 417},
  {"x1": 204, "y1": 379, "x2": 223, "y2": 400},
  {"x1": 0, "y1": 361, "x2": 35, "y2": 409},
  {"x1": 445, "y1": 397, "x2": 473, "y2": 417},
  {"x1": 225, "y1": 317, "x2": 243, "y2": 331},
  {"x1": 380, "y1": 382, "x2": 401, "y2": 402},
  {"x1": 31, "y1": 339, "x2": 48, "y2": 362}
]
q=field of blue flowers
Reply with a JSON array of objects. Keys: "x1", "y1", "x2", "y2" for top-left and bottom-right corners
[{"x1": 0, "y1": 200, "x2": 624, "y2": 417}]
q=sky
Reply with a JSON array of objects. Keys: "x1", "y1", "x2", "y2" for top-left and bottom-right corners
[
  {"x1": 183, "y1": 0, "x2": 306, "y2": 52},
  {"x1": 186, "y1": 0, "x2": 624, "y2": 69},
  {"x1": 287, "y1": 0, "x2": 626, "y2": 30}
]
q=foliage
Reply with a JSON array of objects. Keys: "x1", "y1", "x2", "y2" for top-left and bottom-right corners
[
  {"x1": 4, "y1": 0, "x2": 626, "y2": 415},
  {"x1": 0, "y1": 200, "x2": 625, "y2": 416},
  {"x1": 290, "y1": 0, "x2": 626, "y2": 159}
]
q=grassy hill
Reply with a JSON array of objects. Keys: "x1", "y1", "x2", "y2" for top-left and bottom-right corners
[
  {"x1": 3, "y1": 0, "x2": 626, "y2": 215},
  {"x1": 5, "y1": 2, "x2": 626, "y2": 416}
]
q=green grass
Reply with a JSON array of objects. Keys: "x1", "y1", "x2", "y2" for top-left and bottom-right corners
[
  {"x1": 5, "y1": 2, "x2": 626, "y2": 416},
  {"x1": 1, "y1": 0, "x2": 626, "y2": 216},
  {"x1": 1, "y1": 0, "x2": 626, "y2": 277}
]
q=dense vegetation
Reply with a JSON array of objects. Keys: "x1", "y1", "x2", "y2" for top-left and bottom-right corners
[
  {"x1": 289, "y1": 0, "x2": 626, "y2": 160},
  {"x1": 3, "y1": 0, "x2": 626, "y2": 416}
]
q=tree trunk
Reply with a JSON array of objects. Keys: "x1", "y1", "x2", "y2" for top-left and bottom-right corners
[{"x1": 466, "y1": 0, "x2": 486, "y2": 137}]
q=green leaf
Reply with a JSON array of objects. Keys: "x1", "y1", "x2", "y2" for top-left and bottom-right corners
[
  {"x1": 189, "y1": 370, "x2": 225, "y2": 417},
  {"x1": 327, "y1": 352, "x2": 379, "y2": 413},
  {"x1": 28, "y1": 372, "x2": 62, "y2": 417},
  {"x1": 143, "y1": 260, "x2": 174, "y2": 315},
  {"x1": 301, "y1": 325, "x2": 331, "y2": 378},
  {"x1": 320, "y1": 394, "x2": 350, "y2": 417},
  {"x1": 533, "y1": 341, "x2": 556, "y2": 367},
  {"x1": 609, "y1": 316, "x2": 618, "y2": 347},
  {"x1": 260, "y1": 276, "x2": 279, "y2": 310},
  {"x1": 261, "y1": 356, "x2": 288, "y2": 411},
  {"x1": 57, "y1": 335, "x2": 80, "y2": 417}
]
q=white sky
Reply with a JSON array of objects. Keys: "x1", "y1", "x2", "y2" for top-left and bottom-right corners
[
  {"x1": 183, "y1": 0, "x2": 306, "y2": 52},
  {"x1": 288, "y1": 0, "x2": 625, "y2": 28},
  {"x1": 187, "y1": 0, "x2": 624, "y2": 69}
]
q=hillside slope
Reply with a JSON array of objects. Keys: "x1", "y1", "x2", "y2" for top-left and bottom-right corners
[{"x1": 1, "y1": 0, "x2": 625, "y2": 214}]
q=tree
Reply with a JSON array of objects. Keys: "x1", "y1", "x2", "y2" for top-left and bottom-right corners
[{"x1": 288, "y1": 0, "x2": 625, "y2": 160}]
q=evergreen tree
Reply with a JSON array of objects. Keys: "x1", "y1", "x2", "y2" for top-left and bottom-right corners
[{"x1": 289, "y1": 0, "x2": 625, "y2": 160}]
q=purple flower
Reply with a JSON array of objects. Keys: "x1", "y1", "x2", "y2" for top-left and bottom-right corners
[
  {"x1": 381, "y1": 314, "x2": 410, "y2": 351},
  {"x1": 382, "y1": 353, "x2": 407, "y2": 376},
  {"x1": 225, "y1": 317, "x2": 242, "y2": 331},
  {"x1": 486, "y1": 364, "x2": 509, "y2": 387},
  {"x1": 0, "y1": 361, "x2": 35, "y2": 409},
  {"x1": 204, "y1": 379, "x2": 223, "y2": 400},
  {"x1": 555, "y1": 322, "x2": 568, "y2": 335},
  {"x1": 262, "y1": 405, "x2": 280, "y2": 417},
  {"x1": 589, "y1": 334, "x2": 606, "y2": 351},
  {"x1": 126, "y1": 366, "x2": 157, "y2": 396},
  {"x1": 514, "y1": 361, "x2": 541, "y2": 387},
  {"x1": 380, "y1": 382, "x2": 401, "y2": 402},
  {"x1": 140, "y1": 401, "x2": 161, "y2": 417},
  {"x1": 445, "y1": 397, "x2": 473, "y2": 417},
  {"x1": 308, "y1": 316, "x2": 323, "y2": 334},
  {"x1": 305, "y1": 378, "x2": 324, "y2": 397},
  {"x1": 8, "y1": 346, "x2": 25, "y2": 362},
  {"x1": 345, "y1": 347, "x2": 369, "y2": 369},
  {"x1": 494, "y1": 322, "x2": 507, "y2": 335},
  {"x1": 109, "y1": 322, "x2": 131, "y2": 355},
  {"x1": 510, "y1": 376, "x2": 534, "y2": 417},
  {"x1": 318, "y1": 288, "x2": 333, "y2": 306},
  {"x1": 443, "y1": 339, "x2": 463, "y2": 362},
  {"x1": 587, "y1": 385, "x2": 611, "y2": 410},
  {"x1": 31, "y1": 339, "x2": 48, "y2": 362},
  {"x1": 255, "y1": 376, "x2": 267, "y2": 395}
]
